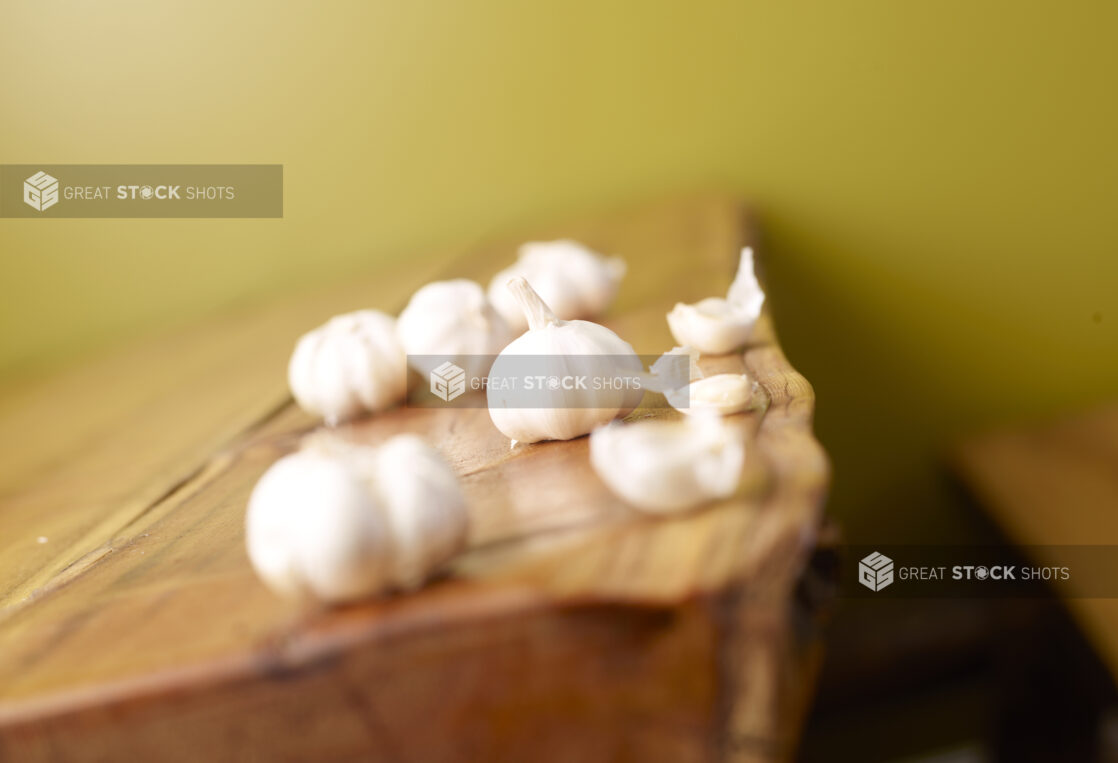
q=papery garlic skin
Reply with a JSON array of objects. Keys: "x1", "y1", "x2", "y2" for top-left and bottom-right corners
[
  {"x1": 488, "y1": 240, "x2": 626, "y2": 334},
  {"x1": 397, "y1": 279, "x2": 513, "y2": 379},
  {"x1": 288, "y1": 310, "x2": 407, "y2": 426},
  {"x1": 666, "y1": 373, "x2": 753, "y2": 416},
  {"x1": 646, "y1": 345, "x2": 701, "y2": 393},
  {"x1": 666, "y1": 248, "x2": 765, "y2": 354},
  {"x1": 487, "y1": 277, "x2": 643, "y2": 444},
  {"x1": 246, "y1": 434, "x2": 467, "y2": 603},
  {"x1": 590, "y1": 413, "x2": 745, "y2": 514}
]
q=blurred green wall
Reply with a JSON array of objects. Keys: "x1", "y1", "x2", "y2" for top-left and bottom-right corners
[{"x1": 2, "y1": 2, "x2": 1116, "y2": 538}]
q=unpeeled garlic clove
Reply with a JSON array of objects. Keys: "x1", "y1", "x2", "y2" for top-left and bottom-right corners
[
  {"x1": 245, "y1": 433, "x2": 468, "y2": 603},
  {"x1": 647, "y1": 346, "x2": 752, "y2": 416},
  {"x1": 488, "y1": 240, "x2": 626, "y2": 334},
  {"x1": 590, "y1": 413, "x2": 744, "y2": 513},
  {"x1": 397, "y1": 279, "x2": 513, "y2": 379},
  {"x1": 666, "y1": 248, "x2": 765, "y2": 354},
  {"x1": 665, "y1": 373, "x2": 753, "y2": 416},
  {"x1": 288, "y1": 310, "x2": 407, "y2": 426},
  {"x1": 487, "y1": 277, "x2": 643, "y2": 444}
]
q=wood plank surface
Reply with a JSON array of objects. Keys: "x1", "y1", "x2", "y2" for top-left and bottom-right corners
[
  {"x1": 0, "y1": 255, "x2": 448, "y2": 615},
  {"x1": 954, "y1": 403, "x2": 1118, "y2": 680},
  {"x1": 0, "y1": 194, "x2": 830, "y2": 761}
]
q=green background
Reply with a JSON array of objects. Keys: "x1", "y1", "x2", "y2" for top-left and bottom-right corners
[{"x1": 1, "y1": 2, "x2": 1115, "y2": 538}]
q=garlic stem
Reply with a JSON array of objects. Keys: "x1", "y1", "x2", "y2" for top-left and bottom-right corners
[{"x1": 507, "y1": 276, "x2": 559, "y2": 331}]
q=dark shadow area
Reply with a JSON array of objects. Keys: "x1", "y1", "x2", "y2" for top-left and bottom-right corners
[{"x1": 799, "y1": 477, "x2": 1118, "y2": 762}]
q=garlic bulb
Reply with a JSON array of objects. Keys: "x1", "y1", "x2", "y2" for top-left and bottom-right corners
[
  {"x1": 487, "y1": 277, "x2": 643, "y2": 444},
  {"x1": 488, "y1": 240, "x2": 626, "y2": 334},
  {"x1": 666, "y1": 248, "x2": 765, "y2": 354},
  {"x1": 590, "y1": 413, "x2": 745, "y2": 514},
  {"x1": 246, "y1": 433, "x2": 467, "y2": 603},
  {"x1": 397, "y1": 279, "x2": 513, "y2": 380},
  {"x1": 666, "y1": 373, "x2": 753, "y2": 416},
  {"x1": 288, "y1": 310, "x2": 407, "y2": 425}
]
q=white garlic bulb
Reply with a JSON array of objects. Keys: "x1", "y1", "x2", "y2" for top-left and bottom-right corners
[
  {"x1": 245, "y1": 433, "x2": 467, "y2": 603},
  {"x1": 487, "y1": 277, "x2": 643, "y2": 444},
  {"x1": 665, "y1": 373, "x2": 753, "y2": 416},
  {"x1": 488, "y1": 240, "x2": 626, "y2": 334},
  {"x1": 666, "y1": 248, "x2": 765, "y2": 354},
  {"x1": 397, "y1": 279, "x2": 513, "y2": 379},
  {"x1": 288, "y1": 310, "x2": 408, "y2": 425},
  {"x1": 590, "y1": 413, "x2": 745, "y2": 514}
]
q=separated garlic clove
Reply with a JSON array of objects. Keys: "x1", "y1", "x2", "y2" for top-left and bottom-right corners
[
  {"x1": 288, "y1": 310, "x2": 408, "y2": 426},
  {"x1": 397, "y1": 279, "x2": 513, "y2": 380},
  {"x1": 666, "y1": 248, "x2": 765, "y2": 354},
  {"x1": 488, "y1": 240, "x2": 626, "y2": 334},
  {"x1": 246, "y1": 433, "x2": 468, "y2": 603},
  {"x1": 646, "y1": 346, "x2": 751, "y2": 416},
  {"x1": 487, "y1": 277, "x2": 643, "y2": 444},
  {"x1": 665, "y1": 373, "x2": 753, "y2": 416},
  {"x1": 590, "y1": 413, "x2": 745, "y2": 514}
]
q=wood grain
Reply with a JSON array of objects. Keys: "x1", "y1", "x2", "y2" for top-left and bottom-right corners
[
  {"x1": 0, "y1": 194, "x2": 830, "y2": 762},
  {"x1": 0, "y1": 255, "x2": 450, "y2": 615}
]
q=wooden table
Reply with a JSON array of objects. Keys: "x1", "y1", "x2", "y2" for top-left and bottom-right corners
[
  {"x1": 955, "y1": 403, "x2": 1118, "y2": 682},
  {"x1": 0, "y1": 195, "x2": 831, "y2": 762}
]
